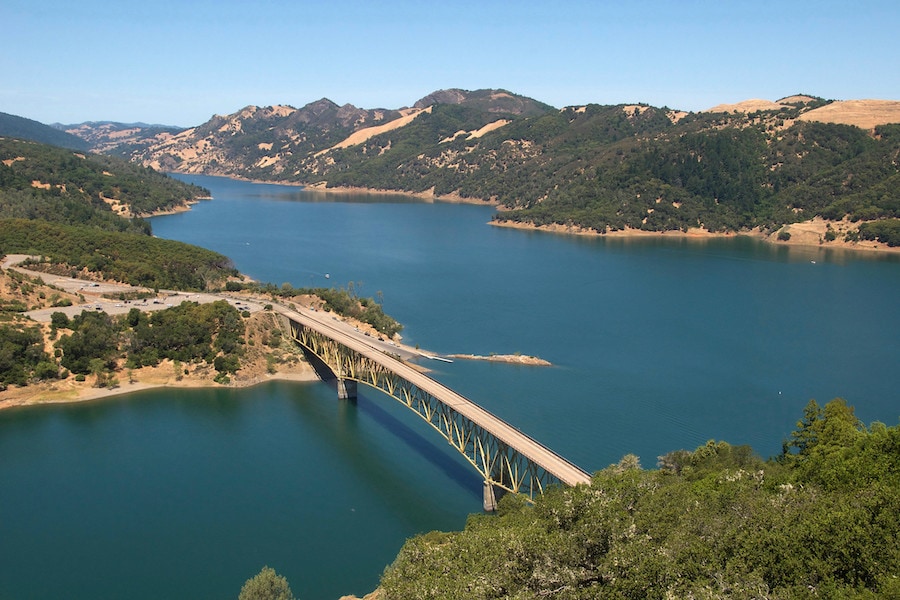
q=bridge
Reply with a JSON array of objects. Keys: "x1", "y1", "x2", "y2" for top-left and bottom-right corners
[
  {"x1": 6, "y1": 255, "x2": 591, "y2": 509},
  {"x1": 271, "y1": 305, "x2": 592, "y2": 510}
]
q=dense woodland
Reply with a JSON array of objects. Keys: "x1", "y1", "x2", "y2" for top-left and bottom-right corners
[
  {"x1": 379, "y1": 399, "x2": 900, "y2": 599},
  {"x1": 0, "y1": 137, "x2": 209, "y2": 223},
  {"x1": 0, "y1": 218, "x2": 238, "y2": 290}
]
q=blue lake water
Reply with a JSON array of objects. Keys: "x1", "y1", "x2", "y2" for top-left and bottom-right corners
[{"x1": 1, "y1": 174, "x2": 898, "y2": 599}]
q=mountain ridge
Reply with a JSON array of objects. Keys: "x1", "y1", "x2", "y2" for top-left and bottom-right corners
[
  {"x1": 0, "y1": 111, "x2": 90, "y2": 151},
  {"x1": 7, "y1": 88, "x2": 899, "y2": 243}
]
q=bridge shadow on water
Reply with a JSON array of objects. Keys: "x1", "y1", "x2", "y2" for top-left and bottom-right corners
[{"x1": 298, "y1": 349, "x2": 482, "y2": 503}]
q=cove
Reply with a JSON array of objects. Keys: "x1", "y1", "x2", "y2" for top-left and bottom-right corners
[
  {"x1": 0, "y1": 382, "x2": 478, "y2": 600},
  {"x1": 2, "y1": 174, "x2": 898, "y2": 599}
]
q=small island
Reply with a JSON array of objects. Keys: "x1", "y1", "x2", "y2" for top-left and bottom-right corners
[{"x1": 447, "y1": 353, "x2": 551, "y2": 366}]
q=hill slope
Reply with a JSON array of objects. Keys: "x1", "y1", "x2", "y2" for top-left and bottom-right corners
[
  {"x1": 0, "y1": 137, "x2": 210, "y2": 224},
  {"x1": 0, "y1": 111, "x2": 90, "y2": 151},
  {"x1": 72, "y1": 90, "x2": 900, "y2": 238},
  {"x1": 60, "y1": 121, "x2": 185, "y2": 157},
  {"x1": 380, "y1": 400, "x2": 900, "y2": 599}
]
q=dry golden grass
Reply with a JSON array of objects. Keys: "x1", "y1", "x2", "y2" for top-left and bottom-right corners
[{"x1": 798, "y1": 99, "x2": 900, "y2": 128}]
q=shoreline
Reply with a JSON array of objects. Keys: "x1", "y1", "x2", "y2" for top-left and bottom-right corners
[
  {"x1": 489, "y1": 217, "x2": 899, "y2": 254},
  {"x1": 161, "y1": 171, "x2": 897, "y2": 254},
  {"x1": 302, "y1": 182, "x2": 499, "y2": 206},
  {"x1": 163, "y1": 170, "x2": 497, "y2": 207},
  {"x1": 0, "y1": 365, "x2": 320, "y2": 413}
]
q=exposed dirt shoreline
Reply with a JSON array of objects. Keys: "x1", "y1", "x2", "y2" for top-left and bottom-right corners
[
  {"x1": 302, "y1": 182, "x2": 498, "y2": 205},
  {"x1": 169, "y1": 174, "x2": 896, "y2": 254},
  {"x1": 489, "y1": 217, "x2": 899, "y2": 253},
  {"x1": 0, "y1": 372, "x2": 320, "y2": 411},
  {"x1": 0, "y1": 345, "x2": 319, "y2": 413}
]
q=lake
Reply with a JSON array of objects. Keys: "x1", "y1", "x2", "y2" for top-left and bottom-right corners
[{"x1": 1, "y1": 175, "x2": 898, "y2": 599}]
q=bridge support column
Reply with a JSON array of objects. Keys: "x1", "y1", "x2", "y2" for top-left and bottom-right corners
[
  {"x1": 483, "y1": 481, "x2": 498, "y2": 512},
  {"x1": 337, "y1": 378, "x2": 357, "y2": 400}
]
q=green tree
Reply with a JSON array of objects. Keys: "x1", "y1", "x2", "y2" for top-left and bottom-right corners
[
  {"x1": 55, "y1": 310, "x2": 118, "y2": 374},
  {"x1": 89, "y1": 357, "x2": 109, "y2": 388},
  {"x1": 238, "y1": 566, "x2": 296, "y2": 600},
  {"x1": 0, "y1": 324, "x2": 49, "y2": 385},
  {"x1": 50, "y1": 311, "x2": 70, "y2": 330}
]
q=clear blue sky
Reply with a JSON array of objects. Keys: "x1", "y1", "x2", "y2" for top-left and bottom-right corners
[{"x1": 2, "y1": 0, "x2": 898, "y2": 126}]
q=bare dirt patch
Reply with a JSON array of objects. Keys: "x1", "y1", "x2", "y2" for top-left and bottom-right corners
[{"x1": 322, "y1": 107, "x2": 433, "y2": 154}]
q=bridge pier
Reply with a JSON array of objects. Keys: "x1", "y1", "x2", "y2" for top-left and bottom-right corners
[
  {"x1": 482, "y1": 481, "x2": 507, "y2": 512},
  {"x1": 337, "y1": 378, "x2": 357, "y2": 400},
  {"x1": 483, "y1": 481, "x2": 498, "y2": 512}
]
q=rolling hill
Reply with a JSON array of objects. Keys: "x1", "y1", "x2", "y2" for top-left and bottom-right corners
[
  {"x1": 0, "y1": 111, "x2": 90, "y2": 151},
  {"x1": 62, "y1": 89, "x2": 900, "y2": 242}
]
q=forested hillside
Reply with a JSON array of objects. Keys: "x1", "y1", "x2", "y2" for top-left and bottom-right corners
[
  {"x1": 0, "y1": 111, "x2": 89, "y2": 151},
  {"x1": 499, "y1": 116, "x2": 900, "y2": 235},
  {"x1": 0, "y1": 137, "x2": 209, "y2": 225},
  {"x1": 380, "y1": 399, "x2": 900, "y2": 599},
  {"x1": 0, "y1": 137, "x2": 237, "y2": 288},
  {"x1": 0, "y1": 219, "x2": 237, "y2": 290},
  {"x1": 93, "y1": 90, "x2": 900, "y2": 240}
]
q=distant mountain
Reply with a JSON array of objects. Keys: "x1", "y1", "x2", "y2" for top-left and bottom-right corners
[
  {"x1": 0, "y1": 112, "x2": 90, "y2": 151},
  {"x1": 59, "y1": 121, "x2": 185, "y2": 158},
  {"x1": 412, "y1": 88, "x2": 553, "y2": 116},
  {"x1": 119, "y1": 99, "x2": 411, "y2": 177},
  {"x1": 117, "y1": 89, "x2": 553, "y2": 180},
  {"x1": 79, "y1": 89, "x2": 900, "y2": 239}
]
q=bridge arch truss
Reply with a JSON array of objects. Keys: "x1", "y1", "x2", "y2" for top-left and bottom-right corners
[{"x1": 286, "y1": 316, "x2": 579, "y2": 502}]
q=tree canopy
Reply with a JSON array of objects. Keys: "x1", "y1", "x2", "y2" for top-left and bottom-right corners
[
  {"x1": 238, "y1": 566, "x2": 296, "y2": 600},
  {"x1": 380, "y1": 398, "x2": 900, "y2": 599}
]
